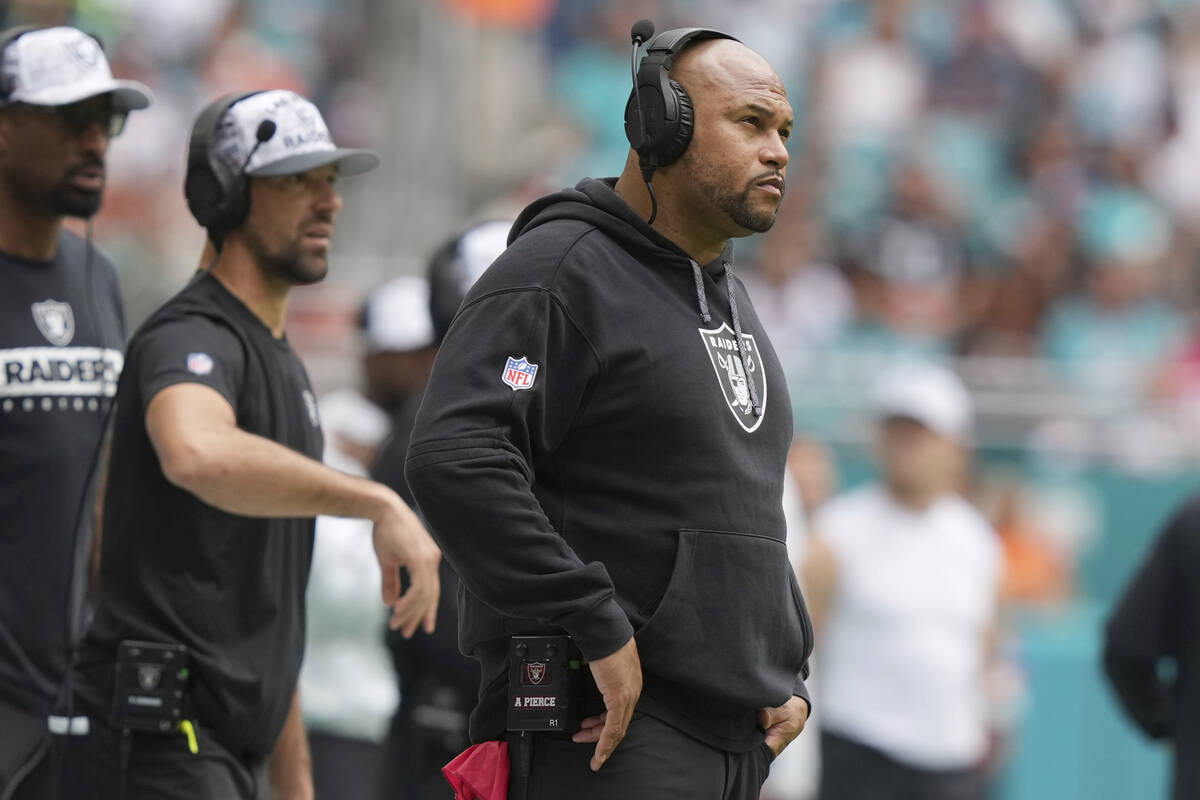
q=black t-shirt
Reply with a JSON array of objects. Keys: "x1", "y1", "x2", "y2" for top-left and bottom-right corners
[
  {"x1": 77, "y1": 271, "x2": 322, "y2": 756},
  {"x1": 0, "y1": 231, "x2": 125, "y2": 715}
]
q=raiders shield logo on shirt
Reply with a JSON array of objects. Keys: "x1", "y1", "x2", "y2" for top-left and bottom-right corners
[
  {"x1": 31, "y1": 300, "x2": 75, "y2": 347},
  {"x1": 698, "y1": 323, "x2": 767, "y2": 433}
]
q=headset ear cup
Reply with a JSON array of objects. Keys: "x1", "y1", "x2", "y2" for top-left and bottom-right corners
[
  {"x1": 184, "y1": 165, "x2": 225, "y2": 229},
  {"x1": 182, "y1": 90, "x2": 263, "y2": 237},
  {"x1": 636, "y1": 85, "x2": 668, "y2": 163},
  {"x1": 623, "y1": 90, "x2": 644, "y2": 151},
  {"x1": 225, "y1": 177, "x2": 250, "y2": 230},
  {"x1": 658, "y1": 80, "x2": 694, "y2": 166}
]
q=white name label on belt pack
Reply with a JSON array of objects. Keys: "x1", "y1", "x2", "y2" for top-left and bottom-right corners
[{"x1": 514, "y1": 695, "x2": 557, "y2": 708}]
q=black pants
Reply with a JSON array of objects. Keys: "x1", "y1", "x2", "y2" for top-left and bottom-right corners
[
  {"x1": 378, "y1": 705, "x2": 461, "y2": 800},
  {"x1": 817, "y1": 732, "x2": 986, "y2": 800},
  {"x1": 507, "y1": 712, "x2": 775, "y2": 800},
  {"x1": 58, "y1": 710, "x2": 269, "y2": 800},
  {"x1": 0, "y1": 698, "x2": 57, "y2": 800},
  {"x1": 308, "y1": 732, "x2": 384, "y2": 800}
]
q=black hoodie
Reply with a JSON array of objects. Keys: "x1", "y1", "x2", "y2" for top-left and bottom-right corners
[
  {"x1": 1104, "y1": 493, "x2": 1200, "y2": 800},
  {"x1": 406, "y1": 178, "x2": 813, "y2": 752}
]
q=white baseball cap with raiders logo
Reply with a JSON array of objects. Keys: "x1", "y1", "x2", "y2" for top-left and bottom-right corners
[
  {"x1": 1, "y1": 26, "x2": 151, "y2": 111},
  {"x1": 213, "y1": 90, "x2": 379, "y2": 178}
]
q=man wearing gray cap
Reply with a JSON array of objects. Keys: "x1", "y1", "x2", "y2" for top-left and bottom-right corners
[
  {"x1": 0, "y1": 24, "x2": 151, "y2": 800},
  {"x1": 60, "y1": 90, "x2": 441, "y2": 800}
]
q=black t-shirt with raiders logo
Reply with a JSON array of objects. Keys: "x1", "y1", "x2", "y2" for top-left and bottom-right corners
[
  {"x1": 76, "y1": 270, "x2": 323, "y2": 757},
  {"x1": 0, "y1": 231, "x2": 125, "y2": 716}
]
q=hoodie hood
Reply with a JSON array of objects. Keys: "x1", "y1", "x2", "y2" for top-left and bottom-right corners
[{"x1": 510, "y1": 177, "x2": 715, "y2": 272}]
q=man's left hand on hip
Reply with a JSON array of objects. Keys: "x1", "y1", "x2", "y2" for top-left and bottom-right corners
[{"x1": 759, "y1": 695, "x2": 810, "y2": 757}]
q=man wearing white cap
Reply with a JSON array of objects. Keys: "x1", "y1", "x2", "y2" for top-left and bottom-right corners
[
  {"x1": 60, "y1": 91, "x2": 441, "y2": 800},
  {"x1": 0, "y1": 24, "x2": 151, "y2": 800},
  {"x1": 803, "y1": 361, "x2": 1002, "y2": 800}
]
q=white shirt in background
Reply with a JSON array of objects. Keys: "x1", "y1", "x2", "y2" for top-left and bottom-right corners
[
  {"x1": 300, "y1": 389, "x2": 399, "y2": 743},
  {"x1": 815, "y1": 484, "x2": 1002, "y2": 770}
]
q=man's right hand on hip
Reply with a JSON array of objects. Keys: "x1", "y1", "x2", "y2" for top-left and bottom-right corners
[{"x1": 572, "y1": 637, "x2": 643, "y2": 771}]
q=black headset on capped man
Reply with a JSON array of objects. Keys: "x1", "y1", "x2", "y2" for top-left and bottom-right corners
[
  {"x1": 184, "y1": 90, "x2": 278, "y2": 241},
  {"x1": 623, "y1": 20, "x2": 737, "y2": 224}
]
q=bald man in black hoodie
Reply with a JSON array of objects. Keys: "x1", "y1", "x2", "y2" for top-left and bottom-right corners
[{"x1": 406, "y1": 29, "x2": 812, "y2": 800}]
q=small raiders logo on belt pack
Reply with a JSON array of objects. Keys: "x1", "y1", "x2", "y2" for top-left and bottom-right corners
[{"x1": 522, "y1": 661, "x2": 547, "y2": 685}]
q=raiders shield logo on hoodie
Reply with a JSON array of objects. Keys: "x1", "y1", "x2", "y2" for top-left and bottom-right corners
[{"x1": 698, "y1": 323, "x2": 767, "y2": 433}]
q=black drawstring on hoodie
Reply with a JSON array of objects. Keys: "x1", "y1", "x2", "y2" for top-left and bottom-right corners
[{"x1": 690, "y1": 254, "x2": 763, "y2": 418}]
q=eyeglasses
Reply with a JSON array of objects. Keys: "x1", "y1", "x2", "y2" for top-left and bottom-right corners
[{"x1": 12, "y1": 98, "x2": 129, "y2": 138}]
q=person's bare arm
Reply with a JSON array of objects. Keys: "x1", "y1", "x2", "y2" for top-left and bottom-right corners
[
  {"x1": 146, "y1": 382, "x2": 440, "y2": 636},
  {"x1": 88, "y1": 431, "x2": 113, "y2": 590},
  {"x1": 801, "y1": 535, "x2": 838, "y2": 634},
  {"x1": 268, "y1": 690, "x2": 312, "y2": 800}
]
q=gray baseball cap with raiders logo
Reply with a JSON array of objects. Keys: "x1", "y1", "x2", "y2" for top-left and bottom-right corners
[
  {"x1": 0, "y1": 26, "x2": 152, "y2": 111},
  {"x1": 213, "y1": 90, "x2": 379, "y2": 178}
]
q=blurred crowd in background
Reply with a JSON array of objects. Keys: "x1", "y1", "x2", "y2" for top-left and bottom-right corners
[
  {"x1": 9, "y1": 0, "x2": 1198, "y2": 797},
  {"x1": 35, "y1": 0, "x2": 1200, "y2": 459}
]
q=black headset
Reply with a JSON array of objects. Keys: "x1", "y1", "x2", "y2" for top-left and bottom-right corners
[
  {"x1": 623, "y1": 22, "x2": 737, "y2": 171},
  {"x1": 184, "y1": 90, "x2": 277, "y2": 238},
  {"x1": 622, "y1": 21, "x2": 737, "y2": 223}
]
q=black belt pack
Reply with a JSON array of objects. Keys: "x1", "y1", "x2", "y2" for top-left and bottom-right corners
[
  {"x1": 506, "y1": 635, "x2": 582, "y2": 733},
  {"x1": 113, "y1": 640, "x2": 190, "y2": 734}
]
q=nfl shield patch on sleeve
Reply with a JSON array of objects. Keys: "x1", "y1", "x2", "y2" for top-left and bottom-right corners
[
  {"x1": 186, "y1": 352, "x2": 214, "y2": 376},
  {"x1": 501, "y1": 356, "x2": 538, "y2": 391}
]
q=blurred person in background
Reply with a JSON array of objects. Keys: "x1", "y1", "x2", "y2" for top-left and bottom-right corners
[
  {"x1": 979, "y1": 477, "x2": 1075, "y2": 608},
  {"x1": 301, "y1": 276, "x2": 442, "y2": 800},
  {"x1": 740, "y1": 196, "x2": 854, "y2": 377},
  {"x1": 812, "y1": 0, "x2": 926, "y2": 148},
  {"x1": 927, "y1": 0, "x2": 1047, "y2": 145},
  {"x1": 60, "y1": 90, "x2": 440, "y2": 800},
  {"x1": 1040, "y1": 187, "x2": 1186, "y2": 415},
  {"x1": 1103, "y1": 494, "x2": 1200, "y2": 800},
  {"x1": 764, "y1": 436, "x2": 840, "y2": 800},
  {"x1": 828, "y1": 161, "x2": 964, "y2": 362},
  {"x1": 804, "y1": 361, "x2": 1003, "y2": 800},
  {"x1": 373, "y1": 220, "x2": 508, "y2": 800},
  {"x1": 0, "y1": 24, "x2": 150, "y2": 800}
]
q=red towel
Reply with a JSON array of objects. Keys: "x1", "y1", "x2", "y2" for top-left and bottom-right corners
[{"x1": 443, "y1": 740, "x2": 511, "y2": 800}]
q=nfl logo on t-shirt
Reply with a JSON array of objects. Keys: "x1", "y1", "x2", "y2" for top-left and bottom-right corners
[
  {"x1": 186, "y1": 352, "x2": 214, "y2": 376},
  {"x1": 502, "y1": 356, "x2": 538, "y2": 391}
]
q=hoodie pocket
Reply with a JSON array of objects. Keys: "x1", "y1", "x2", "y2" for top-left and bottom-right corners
[{"x1": 634, "y1": 529, "x2": 811, "y2": 711}]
